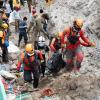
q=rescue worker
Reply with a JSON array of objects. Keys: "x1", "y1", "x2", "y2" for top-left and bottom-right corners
[
  {"x1": 0, "y1": 31, "x2": 9, "y2": 62},
  {"x1": 50, "y1": 32, "x2": 64, "y2": 52},
  {"x1": 18, "y1": 17, "x2": 28, "y2": 47},
  {"x1": 1, "y1": 23, "x2": 9, "y2": 40},
  {"x1": 17, "y1": 43, "x2": 44, "y2": 88},
  {"x1": 36, "y1": 36, "x2": 49, "y2": 77},
  {"x1": 63, "y1": 19, "x2": 95, "y2": 73}
]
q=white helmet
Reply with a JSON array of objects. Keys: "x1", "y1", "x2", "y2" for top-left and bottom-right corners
[{"x1": 38, "y1": 36, "x2": 45, "y2": 47}]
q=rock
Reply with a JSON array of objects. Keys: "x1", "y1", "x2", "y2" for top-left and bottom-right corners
[
  {"x1": 4, "y1": 0, "x2": 100, "y2": 100},
  {"x1": 7, "y1": 94, "x2": 16, "y2": 100},
  {"x1": 8, "y1": 41, "x2": 20, "y2": 53},
  {"x1": 32, "y1": 92, "x2": 41, "y2": 100},
  {"x1": 0, "y1": 70, "x2": 16, "y2": 79},
  {"x1": 75, "y1": 97, "x2": 82, "y2": 100},
  {"x1": 10, "y1": 64, "x2": 17, "y2": 70},
  {"x1": 16, "y1": 74, "x2": 24, "y2": 86},
  {"x1": 9, "y1": 53, "x2": 18, "y2": 61},
  {"x1": 0, "y1": 64, "x2": 10, "y2": 71},
  {"x1": 54, "y1": 16, "x2": 57, "y2": 18},
  {"x1": 65, "y1": 95, "x2": 72, "y2": 100}
]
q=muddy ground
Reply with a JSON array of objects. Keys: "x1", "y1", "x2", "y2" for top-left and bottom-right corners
[{"x1": 2, "y1": 0, "x2": 100, "y2": 100}]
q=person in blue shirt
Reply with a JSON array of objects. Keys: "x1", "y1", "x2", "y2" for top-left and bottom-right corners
[{"x1": 18, "y1": 17, "x2": 28, "y2": 47}]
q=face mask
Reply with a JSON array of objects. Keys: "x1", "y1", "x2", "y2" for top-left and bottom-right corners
[{"x1": 27, "y1": 52, "x2": 34, "y2": 57}]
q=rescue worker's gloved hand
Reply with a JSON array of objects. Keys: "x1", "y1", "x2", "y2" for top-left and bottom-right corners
[
  {"x1": 61, "y1": 44, "x2": 66, "y2": 48},
  {"x1": 89, "y1": 42, "x2": 96, "y2": 47}
]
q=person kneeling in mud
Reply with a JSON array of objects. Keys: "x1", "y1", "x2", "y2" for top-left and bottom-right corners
[{"x1": 17, "y1": 43, "x2": 44, "y2": 88}]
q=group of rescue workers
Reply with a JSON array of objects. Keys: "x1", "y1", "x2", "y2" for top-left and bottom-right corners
[
  {"x1": 0, "y1": 0, "x2": 96, "y2": 90},
  {"x1": 16, "y1": 18, "x2": 95, "y2": 89},
  {"x1": 0, "y1": 8, "x2": 9, "y2": 63}
]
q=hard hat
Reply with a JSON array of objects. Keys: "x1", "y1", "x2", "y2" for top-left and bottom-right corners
[
  {"x1": 2, "y1": 23, "x2": 8, "y2": 29},
  {"x1": 74, "y1": 19, "x2": 83, "y2": 28},
  {"x1": 38, "y1": 36, "x2": 45, "y2": 47},
  {"x1": 58, "y1": 32, "x2": 63, "y2": 37},
  {"x1": 38, "y1": 36, "x2": 45, "y2": 42},
  {"x1": 0, "y1": 31, "x2": 3, "y2": 38},
  {"x1": 25, "y1": 44, "x2": 34, "y2": 54}
]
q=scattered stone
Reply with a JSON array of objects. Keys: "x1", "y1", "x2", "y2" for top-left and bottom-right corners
[
  {"x1": 65, "y1": 95, "x2": 72, "y2": 100},
  {"x1": 0, "y1": 70, "x2": 16, "y2": 79}
]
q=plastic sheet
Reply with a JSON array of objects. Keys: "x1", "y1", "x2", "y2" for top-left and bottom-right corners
[
  {"x1": 0, "y1": 78, "x2": 7, "y2": 100},
  {"x1": 16, "y1": 93, "x2": 33, "y2": 100},
  {"x1": 8, "y1": 41, "x2": 20, "y2": 53}
]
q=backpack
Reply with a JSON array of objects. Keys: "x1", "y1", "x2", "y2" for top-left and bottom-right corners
[
  {"x1": 67, "y1": 27, "x2": 79, "y2": 45},
  {"x1": 47, "y1": 52, "x2": 66, "y2": 73}
]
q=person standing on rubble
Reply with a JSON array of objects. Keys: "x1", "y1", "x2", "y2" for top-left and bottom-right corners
[
  {"x1": 18, "y1": 17, "x2": 28, "y2": 47},
  {"x1": 35, "y1": 36, "x2": 50, "y2": 77},
  {"x1": 27, "y1": 0, "x2": 37, "y2": 13},
  {"x1": 3, "y1": 0, "x2": 12, "y2": 18},
  {"x1": 63, "y1": 19, "x2": 95, "y2": 74},
  {"x1": 27, "y1": 7, "x2": 37, "y2": 43},
  {"x1": 27, "y1": 9, "x2": 49, "y2": 45},
  {"x1": 0, "y1": 30, "x2": 9, "y2": 63},
  {"x1": 12, "y1": 6, "x2": 21, "y2": 33},
  {"x1": 34, "y1": 13, "x2": 49, "y2": 39},
  {"x1": 17, "y1": 43, "x2": 44, "y2": 88},
  {"x1": 39, "y1": 9, "x2": 50, "y2": 33}
]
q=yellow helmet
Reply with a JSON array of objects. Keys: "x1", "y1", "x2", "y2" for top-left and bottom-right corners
[
  {"x1": 75, "y1": 19, "x2": 84, "y2": 28},
  {"x1": 2, "y1": 23, "x2": 8, "y2": 29},
  {"x1": 0, "y1": 31, "x2": 3, "y2": 38},
  {"x1": 25, "y1": 43, "x2": 34, "y2": 53}
]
